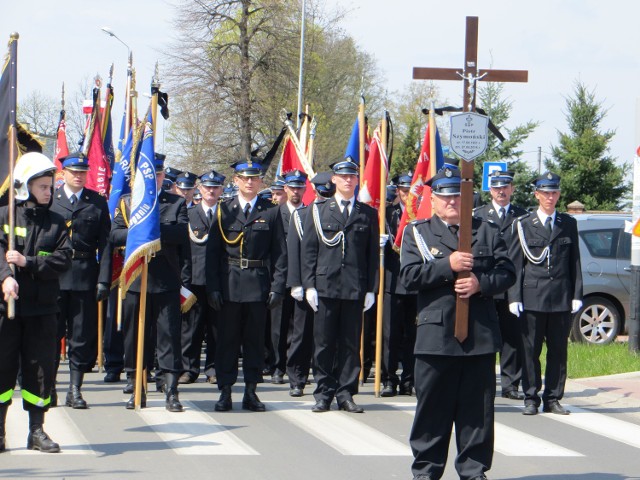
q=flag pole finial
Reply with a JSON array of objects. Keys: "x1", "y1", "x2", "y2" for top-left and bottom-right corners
[
  {"x1": 61, "y1": 82, "x2": 65, "y2": 111},
  {"x1": 152, "y1": 61, "x2": 160, "y2": 88},
  {"x1": 10, "y1": 32, "x2": 19, "y2": 40}
]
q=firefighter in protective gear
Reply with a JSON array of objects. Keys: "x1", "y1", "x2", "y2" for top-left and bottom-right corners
[{"x1": 0, "y1": 152, "x2": 72, "y2": 453}]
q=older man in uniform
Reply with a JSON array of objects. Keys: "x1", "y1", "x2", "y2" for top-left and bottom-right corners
[
  {"x1": 401, "y1": 167, "x2": 515, "y2": 480},
  {"x1": 302, "y1": 159, "x2": 379, "y2": 413},
  {"x1": 508, "y1": 172, "x2": 583, "y2": 416},
  {"x1": 111, "y1": 155, "x2": 191, "y2": 411},
  {"x1": 381, "y1": 172, "x2": 417, "y2": 397},
  {"x1": 51, "y1": 153, "x2": 111, "y2": 409},
  {"x1": 473, "y1": 170, "x2": 528, "y2": 400},
  {"x1": 206, "y1": 158, "x2": 287, "y2": 412},
  {"x1": 179, "y1": 170, "x2": 225, "y2": 385}
]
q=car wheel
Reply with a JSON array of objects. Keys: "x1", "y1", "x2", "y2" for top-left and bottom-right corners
[{"x1": 570, "y1": 297, "x2": 620, "y2": 345}]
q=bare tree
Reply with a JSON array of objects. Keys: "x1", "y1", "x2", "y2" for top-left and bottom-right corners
[{"x1": 17, "y1": 90, "x2": 59, "y2": 137}]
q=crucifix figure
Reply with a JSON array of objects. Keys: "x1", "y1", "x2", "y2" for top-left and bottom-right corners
[{"x1": 412, "y1": 16, "x2": 528, "y2": 341}]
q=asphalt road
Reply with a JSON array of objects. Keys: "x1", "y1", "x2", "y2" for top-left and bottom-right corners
[{"x1": 2, "y1": 363, "x2": 640, "y2": 480}]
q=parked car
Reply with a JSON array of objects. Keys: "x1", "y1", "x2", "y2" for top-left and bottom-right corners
[{"x1": 572, "y1": 213, "x2": 631, "y2": 344}]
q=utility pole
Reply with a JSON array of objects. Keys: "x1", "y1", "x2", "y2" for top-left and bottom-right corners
[
  {"x1": 538, "y1": 146, "x2": 542, "y2": 173},
  {"x1": 628, "y1": 100, "x2": 640, "y2": 352}
]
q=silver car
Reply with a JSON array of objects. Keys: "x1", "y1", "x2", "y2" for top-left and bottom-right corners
[{"x1": 572, "y1": 213, "x2": 631, "y2": 344}]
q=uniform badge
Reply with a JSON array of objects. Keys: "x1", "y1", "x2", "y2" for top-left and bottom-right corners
[
  {"x1": 445, "y1": 168, "x2": 453, "y2": 177},
  {"x1": 547, "y1": 172, "x2": 553, "y2": 179},
  {"x1": 430, "y1": 247, "x2": 441, "y2": 256}
]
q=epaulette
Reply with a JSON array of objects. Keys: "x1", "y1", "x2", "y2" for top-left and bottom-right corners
[
  {"x1": 410, "y1": 218, "x2": 429, "y2": 226},
  {"x1": 516, "y1": 212, "x2": 531, "y2": 221}
]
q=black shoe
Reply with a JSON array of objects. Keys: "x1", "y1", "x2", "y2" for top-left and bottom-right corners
[
  {"x1": 289, "y1": 386, "x2": 304, "y2": 397},
  {"x1": 543, "y1": 401, "x2": 570, "y2": 415},
  {"x1": 339, "y1": 399, "x2": 364, "y2": 413},
  {"x1": 123, "y1": 382, "x2": 134, "y2": 394},
  {"x1": 178, "y1": 373, "x2": 196, "y2": 384},
  {"x1": 166, "y1": 390, "x2": 184, "y2": 412},
  {"x1": 0, "y1": 436, "x2": 4, "y2": 452},
  {"x1": 242, "y1": 384, "x2": 265, "y2": 412},
  {"x1": 104, "y1": 372, "x2": 121, "y2": 383},
  {"x1": 156, "y1": 381, "x2": 166, "y2": 393},
  {"x1": 215, "y1": 386, "x2": 232, "y2": 412},
  {"x1": 522, "y1": 404, "x2": 538, "y2": 416},
  {"x1": 399, "y1": 384, "x2": 414, "y2": 396},
  {"x1": 65, "y1": 386, "x2": 88, "y2": 409},
  {"x1": 271, "y1": 374, "x2": 284, "y2": 385},
  {"x1": 311, "y1": 399, "x2": 330, "y2": 412},
  {"x1": 381, "y1": 385, "x2": 397, "y2": 397},
  {"x1": 27, "y1": 427, "x2": 60, "y2": 453},
  {"x1": 501, "y1": 390, "x2": 524, "y2": 400},
  {"x1": 125, "y1": 392, "x2": 146, "y2": 410},
  {"x1": 262, "y1": 367, "x2": 274, "y2": 376}
]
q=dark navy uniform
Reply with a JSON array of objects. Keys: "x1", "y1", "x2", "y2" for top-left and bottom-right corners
[
  {"x1": 400, "y1": 168, "x2": 515, "y2": 480},
  {"x1": 51, "y1": 159, "x2": 111, "y2": 407},
  {"x1": 381, "y1": 174, "x2": 418, "y2": 396},
  {"x1": 473, "y1": 194, "x2": 528, "y2": 398},
  {"x1": 206, "y1": 159, "x2": 287, "y2": 412},
  {"x1": 180, "y1": 170, "x2": 225, "y2": 384},
  {"x1": 301, "y1": 160, "x2": 379, "y2": 411},
  {"x1": 111, "y1": 187, "x2": 191, "y2": 409},
  {"x1": 508, "y1": 172, "x2": 582, "y2": 413}
]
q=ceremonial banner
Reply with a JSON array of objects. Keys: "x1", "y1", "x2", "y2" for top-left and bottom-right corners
[
  {"x1": 119, "y1": 112, "x2": 160, "y2": 295},
  {"x1": 344, "y1": 117, "x2": 368, "y2": 163},
  {"x1": 280, "y1": 134, "x2": 315, "y2": 205},
  {"x1": 0, "y1": 35, "x2": 18, "y2": 197},
  {"x1": 394, "y1": 123, "x2": 444, "y2": 248},
  {"x1": 108, "y1": 128, "x2": 135, "y2": 218},
  {"x1": 358, "y1": 126, "x2": 389, "y2": 208},
  {"x1": 102, "y1": 84, "x2": 115, "y2": 171},
  {"x1": 52, "y1": 111, "x2": 69, "y2": 187},
  {"x1": 84, "y1": 89, "x2": 111, "y2": 196}
]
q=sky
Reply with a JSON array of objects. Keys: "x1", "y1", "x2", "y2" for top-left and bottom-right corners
[{"x1": 2, "y1": 0, "x2": 639, "y2": 171}]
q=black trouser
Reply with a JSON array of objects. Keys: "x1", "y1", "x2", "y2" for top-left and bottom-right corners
[
  {"x1": 0, "y1": 313, "x2": 57, "y2": 412},
  {"x1": 216, "y1": 301, "x2": 266, "y2": 386},
  {"x1": 495, "y1": 298, "x2": 523, "y2": 394},
  {"x1": 270, "y1": 290, "x2": 294, "y2": 376},
  {"x1": 180, "y1": 284, "x2": 217, "y2": 378},
  {"x1": 382, "y1": 292, "x2": 417, "y2": 388},
  {"x1": 411, "y1": 353, "x2": 495, "y2": 480},
  {"x1": 313, "y1": 297, "x2": 362, "y2": 405},
  {"x1": 103, "y1": 287, "x2": 124, "y2": 374},
  {"x1": 122, "y1": 290, "x2": 182, "y2": 374},
  {"x1": 286, "y1": 298, "x2": 314, "y2": 388},
  {"x1": 520, "y1": 310, "x2": 572, "y2": 407},
  {"x1": 57, "y1": 289, "x2": 98, "y2": 373}
]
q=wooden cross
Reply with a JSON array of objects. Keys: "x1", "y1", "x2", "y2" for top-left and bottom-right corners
[{"x1": 412, "y1": 16, "x2": 528, "y2": 342}]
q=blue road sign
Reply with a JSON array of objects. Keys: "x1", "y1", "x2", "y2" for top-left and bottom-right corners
[{"x1": 482, "y1": 162, "x2": 507, "y2": 191}]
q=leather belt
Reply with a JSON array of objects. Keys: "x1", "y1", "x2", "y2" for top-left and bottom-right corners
[
  {"x1": 227, "y1": 257, "x2": 268, "y2": 269},
  {"x1": 72, "y1": 250, "x2": 94, "y2": 259}
]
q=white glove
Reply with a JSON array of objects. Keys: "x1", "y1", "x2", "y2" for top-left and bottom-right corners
[
  {"x1": 571, "y1": 299, "x2": 583, "y2": 314},
  {"x1": 509, "y1": 302, "x2": 523, "y2": 317},
  {"x1": 290, "y1": 286, "x2": 303, "y2": 302},
  {"x1": 363, "y1": 292, "x2": 375, "y2": 312},
  {"x1": 379, "y1": 234, "x2": 389, "y2": 248},
  {"x1": 305, "y1": 287, "x2": 318, "y2": 312}
]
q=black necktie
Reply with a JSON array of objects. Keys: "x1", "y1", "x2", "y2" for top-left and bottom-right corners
[
  {"x1": 545, "y1": 216, "x2": 553, "y2": 235},
  {"x1": 448, "y1": 224, "x2": 459, "y2": 237},
  {"x1": 498, "y1": 207, "x2": 505, "y2": 219},
  {"x1": 207, "y1": 208, "x2": 213, "y2": 225},
  {"x1": 341, "y1": 200, "x2": 350, "y2": 222},
  {"x1": 243, "y1": 203, "x2": 251, "y2": 219},
  {"x1": 70, "y1": 194, "x2": 77, "y2": 205}
]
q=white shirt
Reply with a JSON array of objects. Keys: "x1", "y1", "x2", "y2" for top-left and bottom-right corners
[
  {"x1": 492, "y1": 201, "x2": 510, "y2": 218},
  {"x1": 334, "y1": 192, "x2": 355, "y2": 215},
  {"x1": 238, "y1": 195, "x2": 258, "y2": 215},
  {"x1": 536, "y1": 208, "x2": 556, "y2": 227},
  {"x1": 201, "y1": 202, "x2": 217, "y2": 218},
  {"x1": 64, "y1": 186, "x2": 83, "y2": 202},
  {"x1": 286, "y1": 201, "x2": 303, "y2": 214}
]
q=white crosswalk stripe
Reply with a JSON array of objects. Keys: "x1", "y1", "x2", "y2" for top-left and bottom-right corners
[
  {"x1": 389, "y1": 402, "x2": 584, "y2": 457},
  {"x1": 135, "y1": 399, "x2": 258, "y2": 455},
  {"x1": 4, "y1": 403, "x2": 94, "y2": 455},
  {"x1": 269, "y1": 401, "x2": 412, "y2": 456}
]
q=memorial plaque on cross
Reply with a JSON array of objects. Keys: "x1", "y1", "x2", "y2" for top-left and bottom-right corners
[{"x1": 412, "y1": 16, "x2": 528, "y2": 342}]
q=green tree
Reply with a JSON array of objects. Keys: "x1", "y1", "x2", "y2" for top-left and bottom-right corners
[
  {"x1": 473, "y1": 81, "x2": 539, "y2": 208},
  {"x1": 547, "y1": 81, "x2": 628, "y2": 211},
  {"x1": 391, "y1": 115, "x2": 420, "y2": 177}
]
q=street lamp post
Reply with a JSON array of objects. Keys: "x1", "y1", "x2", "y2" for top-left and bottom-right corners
[{"x1": 101, "y1": 27, "x2": 134, "y2": 139}]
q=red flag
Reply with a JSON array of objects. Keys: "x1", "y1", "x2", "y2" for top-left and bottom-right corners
[
  {"x1": 53, "y1": 112, "x2": 69, "y2": 187},
  {"x1": 84, "y1": 95, "x2": 111, "y2": 196},
  {"x1": 358, "y1": 126, "x2": 388, "y2": 209},
  {"x1": 394, "y1": 124, "x2": 434, "y2": 248},
  {"x1": 280, "y1": 135, "x2": 315, "y2": 205}
]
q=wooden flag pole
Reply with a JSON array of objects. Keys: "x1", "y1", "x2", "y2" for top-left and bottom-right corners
[
  {"x1": 133, "y1": 260, "x2": 149, "y2": 410},
  {"x1": 374, "y1": 113, "x2": 389, "y2": 397},
  {"x1": 6, "y1": 33, "x2": 19, "y2": 320},
  {"x1": 358, "y1": 94, "x2": 366, "y2": 385},
  {"x1": 97, "y1": 300, "x2": 104, "y2": 372}
]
